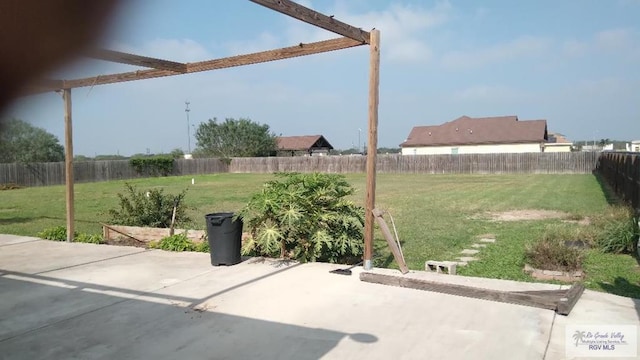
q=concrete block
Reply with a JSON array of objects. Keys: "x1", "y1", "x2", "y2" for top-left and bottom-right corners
[
  {"x1": 479, "y1": 238, "x2": 496, "y2": 243},
  {"x1": 471, "y1": 244, "x2": 486, "y2": 248},
  {"x1": 425, "y1": 260, "x2": 457, "y2": 275}
]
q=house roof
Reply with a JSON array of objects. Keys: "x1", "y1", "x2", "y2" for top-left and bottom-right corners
[
  {"x1": 547, "y1": 132, "x2": 572, "y2": 144},
  {"x1": 400, "y1": 115, "x2": 548, "y2": 147},
  {"x1": 276, "y1": 135, "x2": 334, "y2": 151}
]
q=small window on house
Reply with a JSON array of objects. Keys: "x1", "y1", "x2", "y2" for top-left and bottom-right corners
[{"x1": 451, "y1": 147, "x2": 459, "y2": 155}]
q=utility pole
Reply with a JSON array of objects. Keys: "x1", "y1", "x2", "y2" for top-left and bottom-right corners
[
  {"x1": 185, "y1": 101, "x2": 191, "y2": 154},
  {"x1": 358, "y1": 128, "x2": 362, "y2": 154}
]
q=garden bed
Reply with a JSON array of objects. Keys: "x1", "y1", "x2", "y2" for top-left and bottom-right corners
[
  {"x1": 523, "y1": 263, "x2": 584, "y2": 282},
  {"x1": 102, "y1": 224, "x2": 206, "y2": 244}
]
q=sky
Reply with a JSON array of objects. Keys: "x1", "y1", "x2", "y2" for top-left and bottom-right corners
[{"x1": 3, "y1": 0, "x2": 640, "y2": 156}]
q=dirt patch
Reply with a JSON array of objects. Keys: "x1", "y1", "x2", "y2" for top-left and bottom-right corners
[
  {"x1": 562, "y1": 217, "x2": 591, "y2": 226},
  {"x1": 487, "y1": 210, "x2": 570, "y2": 222}
]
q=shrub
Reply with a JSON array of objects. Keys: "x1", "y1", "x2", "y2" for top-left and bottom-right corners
[
  {"x1": 238, "y1": 172, "x2": 364, "y2": 263},
  {"x1": 129, "y1": 156, "x2": 174, "y2": 177},
  {"x1": 525, "y1": 227, "x2": 583, "y2": 272},
  {"x1": 149, "y1": 234, "x2": 196, "y2": 252},
  {"x1": 107, "y1": 183, "x2": 191, "y2": 228}
]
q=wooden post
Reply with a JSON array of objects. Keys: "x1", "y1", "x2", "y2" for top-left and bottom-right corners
[
  {"x1": 363, "y1": 30, "x2": 380, "y2": 270},
  {"x1": 63, "y1": 88, "x2": 74, "y2": 242}
]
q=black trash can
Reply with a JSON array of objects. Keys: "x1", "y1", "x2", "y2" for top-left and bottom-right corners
[{"x1": 204, "y1": 212, "x2": 243, "y2": 266}]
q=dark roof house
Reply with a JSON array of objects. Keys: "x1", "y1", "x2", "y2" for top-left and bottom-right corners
[
  {"x1": 276, "y1": 135, "x2": 334, "y2": 156},
  {"x1": 400, "y1": 115, "x2": 548, "y2": 147}
]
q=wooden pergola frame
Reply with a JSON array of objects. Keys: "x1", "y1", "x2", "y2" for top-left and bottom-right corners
[{"x1": 30, "y1": 0, "x2": 380, "y2": 270}]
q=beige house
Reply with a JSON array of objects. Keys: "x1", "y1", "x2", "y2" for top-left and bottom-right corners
[
  {"x1": 400, "y1": 115, "x2": 548, "y2": 155},
  {"x1": 543, "y1": 133, "x2": 573, "y2": 153}
]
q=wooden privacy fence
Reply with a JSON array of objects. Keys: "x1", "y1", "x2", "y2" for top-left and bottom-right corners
[
  {"x1": 597, "y1": 152, "x2": 640, "y2": 210},
  {"x1": 229, "y1": 152, "x2": 599, "y2": 174},
  {"x1": 0, "y1": 158, "x2": 228, "y2": 187},
  {"x1": 0, "y1": 152, "x2": 599, "y2": 187}
]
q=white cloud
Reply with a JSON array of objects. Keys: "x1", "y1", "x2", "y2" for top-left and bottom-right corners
[
  {"x1": 441, "y1": 36, "x2": 551, "y2": 70},
  {"x1": 562, "y1": 39, "x2": 589, "y2": 57},
  {"x1": 283, "y1": 2, "x2": 451, "y2": 63},
  {"x1": 224, "y1": 32, "x2": 281, "y2": 55},
  {"x1": 559, "y1": 28, "x2": 639, "y2": 61},
  {"x1": 345, "y1": 3, "x2": 450, "y2": 62},
  {"x1": 595, "y1": 28, "x2": 635, "y2": 51}
]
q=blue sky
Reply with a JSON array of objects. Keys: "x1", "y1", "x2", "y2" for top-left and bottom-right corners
[{"x1": 4, "y1": 0, "x2": 640, "y2": 156}]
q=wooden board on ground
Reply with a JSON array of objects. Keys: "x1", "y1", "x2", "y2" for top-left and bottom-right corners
[
  {"x1": 372, "y1": 208, "x2": 409, "y2": 274},
  {"x1": 360, "y1": 272, "x2": 584, "y2": 316}
]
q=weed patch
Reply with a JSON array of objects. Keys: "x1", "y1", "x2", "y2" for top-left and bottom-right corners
[{"x1": 524, "y1": 225, "x2": 584, "y2": 272}]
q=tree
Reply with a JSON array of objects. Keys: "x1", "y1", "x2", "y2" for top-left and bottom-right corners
[
  {"x1": 195, "y1": 117, "x2": 277, "y2": 158},
  {"x1": 169, "y1": 148, "x2": 184, "y2": 159},
  {"x1": 0, "y1": 118, "x2": 64, "y2": 163}
]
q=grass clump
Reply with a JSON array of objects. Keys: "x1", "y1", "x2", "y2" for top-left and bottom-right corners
[
  {"x1": 525, "y1": 225, "x2": 583, "y2": 272},
  {"x1": 588, "y1": 206, "x2": 638, "y2": 254},
  {"x1": 37, "y1": 226, "x2": 104, "y2": 244}
]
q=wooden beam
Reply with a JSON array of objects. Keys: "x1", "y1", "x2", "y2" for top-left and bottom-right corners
[
  {"x1": 373, "y1": 209, "x2": 409, "y2": 274},
  {"x1": 85, "y1": 48, "x2": 188, "y2": 73},
  {"x1": 250, "y1": 0, "x2": 370, "y2": 44},
  {"x1": 360, "y1": 272, "x2": 560, "y2": 311},
  {"x1": 556, "y1": 283, "x2": 585, "y2": 316},
  {"x1": 363, "y1": 30, "x2": 380, "y2": 270},
  {"x1": 33, "y1": 37, "x2": 363, "y2": 91},
  {"x1": 185, "y1": 37, "x2": 361, "y2": 72},
  {"x1": 63, "y1": 89, "x2": 74, "y2": 242}
]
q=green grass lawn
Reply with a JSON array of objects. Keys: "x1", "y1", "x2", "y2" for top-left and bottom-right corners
[{"x1": 1, "y1": 173, "x2": 639, "y2": 298}]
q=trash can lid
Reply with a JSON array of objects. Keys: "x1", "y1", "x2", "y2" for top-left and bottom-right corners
[{"x1": 205, "y1": 212, "x2": 234, "y2": 219}]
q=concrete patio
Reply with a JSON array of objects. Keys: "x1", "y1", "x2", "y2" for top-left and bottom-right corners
[{"x1": 1, "y1": 234, "x2": 639, "y2": 359}]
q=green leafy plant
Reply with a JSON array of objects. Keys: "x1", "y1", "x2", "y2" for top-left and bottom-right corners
[
  {"x1": 194, "y1": 240, "x2": 210, "y2": 253},
  {"x1": 37, "y1": 226, "x2": 69, "y2": 241},
  {"x1": 75, "y1": 233, "x2": 104, "y2": 244},
  {"x1": 525, "y1": 226, "x2": 583, "y2": 272},
  {"x1": 107, "y1": 183, "x2": 191, "y2": 228},
  {"x1": 237, "y1": 172, "x2": 364, "y2": 263},
  {"x1": 129, "y1": 156, "x2": 174, "y2": 177},
  {"x1": 37, "y1": 226, "x2": 103, "y2": 244},
  {"x1": 150, "y1": 233, "x2": 195, "y2": 251}
]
